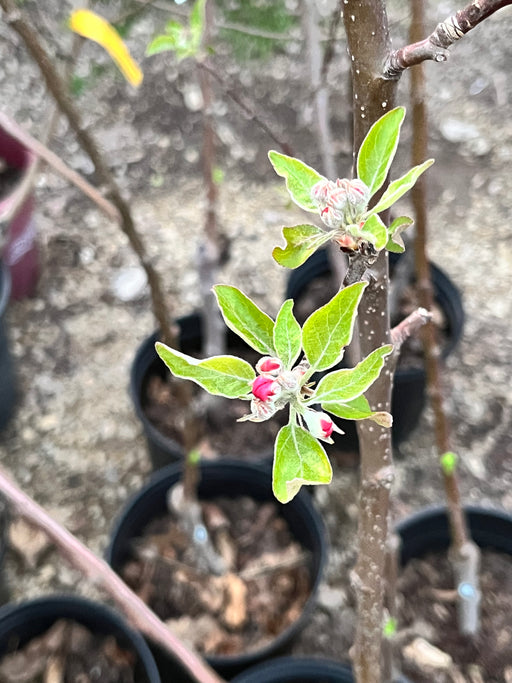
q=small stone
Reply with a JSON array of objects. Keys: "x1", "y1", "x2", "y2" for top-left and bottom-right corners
[
  {"x1": 317, "y1": 584, "x2": 346, "y2": 612},
  {"x1": 403, "y1": 637, "x2": 453, "y2": 670},
  {"x1": 110, "y1": 266, "x2": 148, "y2": 302},
  {"x1": 8, "y1": 518, "x2": 51, "y2": 569},
  {"x1": 439, "y1": 118, "x2": 480, "y2": 143}
]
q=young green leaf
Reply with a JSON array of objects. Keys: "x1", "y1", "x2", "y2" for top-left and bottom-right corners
[
  {"x1": 359, "y1": 213, "x2": 388, "y2": 251},
  {"x1": 440, "y1": 451, "x2": 458, "y2": 476},
  {"x1": 213, "y1": 285, "x2": 275, "y2": 355},
  {"x1": 322, "y1": 395, "x2": 392, "y2": 427},
  {"x1": 385, "y1": 215, "x2": 413, "y2": 253},
  {"x1": 370, "y1": 159, "x2": 434, "y2": 215},
  {"x1": 268, "y1": 151, "x2": 325, "y2": 212},
  {"x1": 356, "y1": 107, "x2": 405, "y2": 196},
  {"x1": 272, "y1": 422, "x2": 332, "y2": 503},
  {"x1": 272, "y1": 224, "x2": 335, "y2": 269},
  {"x1": 322, "y1": 396, "x2": 393, "y2": 427},
  {"x1": 155, "y1": 343, "x2": 255, "y2": 398},
  {"x1": 189, "y1": 0, "x2": 206, "y2": 48},
  {"x1": 310, "y1": 345, "x2": 393, "y2": 405},
  {"x1": 274, "y1": 300, "x2": 302, "y2": 370},
  {"x1": 302, "y1": 281, "x2": 367, "y2": 372}
]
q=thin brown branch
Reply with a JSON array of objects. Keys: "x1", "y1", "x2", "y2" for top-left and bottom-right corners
[
  {"x1": 0, "y1": 112, "x2": 120, "y2": 223},
  {"x1": 409, "y1": 0, "x2": 480, "y2": 634},
  {"x1": 0, "y1": 465, "x2": 225, "y2": 683},
  {"x1": 390, "y1": 307, "x2": 431, "y2": 351},
  {"x1": 197, "y1": 62, "x2": 293, "y2": 156},
  {"x1": 0, "y1": 0, "x2": 175, "y2": 345},
  {"x1": 385, "y1": 0, "x2": 512, "y2": 78}
]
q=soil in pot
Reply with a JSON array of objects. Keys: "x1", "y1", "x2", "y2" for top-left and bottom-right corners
[
  {"x1": 396, "y1": 549, "x2": 512, "y2": 682},
  {"x1": 120, "y1": 493, "x2": 311, "y2": 659},
  {"x1": 0, "y1": 617, "x2": 147, "y2": 683}
]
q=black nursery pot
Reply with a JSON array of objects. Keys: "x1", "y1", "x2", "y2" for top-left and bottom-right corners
[
  {"x1": 0, "y1": 595, "x2": 161, "y2": 682},
  {"x1": 131, "y1": 314, "x2": 274, "y2": 470},
  {"x1": 231, "y1": 655, "x2": 412, "y2": 683},
  {"x1": 395, "y1": 504, "x2": 512, "y2": 565},
  {"x1": 285, "y1": 249, "x2": 464, "y2": 450},
  {"x1": 231, "y1": 656, "x2": 353, "y2": 682},
  {"x1": 0, "y1": 262, "x2": 17, "y2": 432},
  {"x1": 106, "y1": 460, "x2": 328, "y2": 681}
]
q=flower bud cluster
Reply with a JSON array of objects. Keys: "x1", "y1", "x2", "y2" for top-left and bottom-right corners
[
  {"x1": 241, "y1": 356, "x2": 342, "y2": 444},
  {"x1": 311, "y1": 178, "x2": 370, "y2": 234}
]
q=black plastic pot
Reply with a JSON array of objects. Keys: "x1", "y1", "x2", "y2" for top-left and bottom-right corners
[
  {"x1": 395, "y1": 504, "x2": 512, "y2": 565},
  {"x1": 285, "y1": 249, "x2": 464, "y2": 449},
  {"x1": 0, "y1": 262, "x2": 17, "y2": 431},
  {"x1": 106, "y1": 460, "x2": 328, "y2": 681},
  {"x1": 231, "y1": 656, "x2": 353, "y2": 682},
  {"x1": 231, "y1": 656, "x2": 412, "y2": 682},
  {"x1": 131, "y1": 314, "x2": 275, "y2": 470},
  {"x1": 0, "y1": 595, "x2": 160, "y2": 682}
]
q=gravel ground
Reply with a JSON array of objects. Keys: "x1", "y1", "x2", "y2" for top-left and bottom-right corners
[{"x1": 1, "y1": 0, "x2": 512, "y2": 677}]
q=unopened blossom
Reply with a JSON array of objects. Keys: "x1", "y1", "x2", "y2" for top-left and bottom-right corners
[
  {"x1": 246, "y1": 397, "x2": 277, "y2": 422},
  {"x1": 251, "y1": 375, "x2": 280, "y2": 402},
  {"x1": 256, "y1": 357, "x2": 282, "y2": 377},
  {"x1": 304, "y1": 409, "x2": 344, "y2": 443},
  {"x1": 311, "y1": 177, "x2": 370, "y2": 230}
]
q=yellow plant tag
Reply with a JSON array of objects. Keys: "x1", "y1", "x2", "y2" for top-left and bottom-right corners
[{"x1": 70, "y1": 9, "x2": 143, "y2": 87}]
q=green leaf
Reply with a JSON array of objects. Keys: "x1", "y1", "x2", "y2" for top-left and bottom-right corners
[
  {"x1": 155, "y1": 343, "x2": 255, "y2": 398},
  {"x1": 440, "y1": 451, "x2": 458, "y2": 475},
  {"x1": 311, "y1": 345, "x2": 393, "y2": 404},
  {"x1": 370, "y1": 159, "x2": 435, "y2": 214},
  {"x1": 272, "y1": 224, "x2": 335, "y2": 269},
  {"x1": 323, "y1": 395, "x2": 392, "y2": 427},
  {"x1": 268, "y1": 151, "x2": 325, "y2": 212},
  {"x1": 357, "y1": 107, "x2": 405, "y2": 196},
  {"x1": 274, "y1": 300, "x2": 302, "y2": 370},
  {"x1": 146, "y1": 33, "x2": 181, "y2": 56},
  {"x1": 359, "y1": 213, "x2": 388, "y2": 250},
  {"x1": 386, "y1": 215, "x2": 413, "y2": 252},
  {"x1": 302, "y1": 281, "x2": 367, "y2": 372},
  {"x1": 272, "y1": 422, "x2": 332, "y2": 503},
  {"x1": 213, "y1": 285, "x2": 275, "y2": 355}
]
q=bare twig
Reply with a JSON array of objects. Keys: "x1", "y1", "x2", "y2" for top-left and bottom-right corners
[
  {"x1": 197, "y1": 62, "x2": 293, "y2": 156},
  {"x1": 0, "y1": 465, "x2": 225, "y2": 683},
  {"x1": 384, "y1": 0, "x2": 512, "y2": 78},
  {"x1": 408, "y1": 0, "x2": 480, "y2": 634},
  {"x1": 390, "y1": 307, "x2": 431, "y2": 350},
  {"x1": 0, "y1": 112, "x2": 120, "y2": 223}
]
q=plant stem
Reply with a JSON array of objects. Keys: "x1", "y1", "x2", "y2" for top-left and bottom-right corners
[
  {"x1": 409, "y1": 0, "x2": 480, "y2": 634},
  {"x1": 0, "y1": 0, "x2": 175, "y2": 346},
  {"x1": 385, "y1": 0, "x2": 512, "y2": 77},
  {"x1": 342, "y1": 3, "x2": 397, "y2": 681},
  {"x1": 0, "y1": 112, "x2": 120, "y2": 224},
  {"x1": 0, "y1": 466, "x2": 225, "y2": 683}
]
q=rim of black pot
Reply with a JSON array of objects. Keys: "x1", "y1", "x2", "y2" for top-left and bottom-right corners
[
  {"x1": 230, "y1": 655, "x2": 353, "y2": 682},
  {"x1": 106, "y1": 460, "x2": 328, "y2": 674},
  {"x1": 0, "y1": 262, "x2": 11, "y2": 318},
  {"x1": 395, "y1": 504, "x2": 512, "y2": 565},
  {"x1": 284, "y1": 248, "x2": 464, "y2": 368},
  {"x1": 0, "y1": 594, "x2": 161, "y2": 682}
]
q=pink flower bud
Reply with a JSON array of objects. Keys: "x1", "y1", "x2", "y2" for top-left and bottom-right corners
[
  {"x1": 256, "y1": 357, "x2": 282, "y2": 376},
  {"x1": 252, "y1": 375, "x2": 280, "y2": 402},
  {"x1": 304, "y1": 410, "x2": 343, "y2": 443}
]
